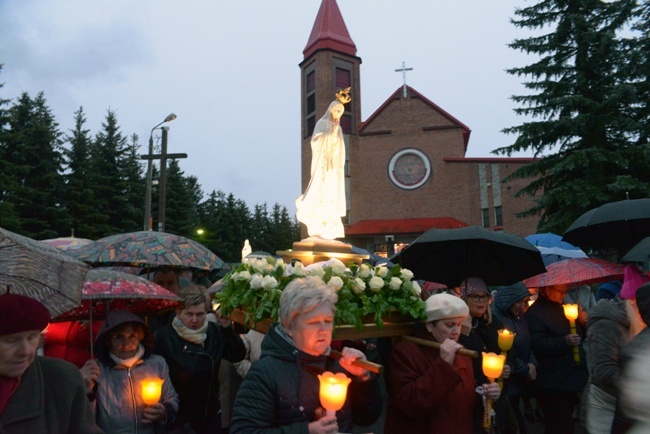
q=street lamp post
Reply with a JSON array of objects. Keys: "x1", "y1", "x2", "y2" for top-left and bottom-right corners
[{"x1": 143, "y1": 113, "x2": 176, "y2": 230}]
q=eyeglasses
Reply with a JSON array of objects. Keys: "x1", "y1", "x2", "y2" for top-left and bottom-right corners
[{"x1": 469, "y1": 294, "x2": 491, "y2": 302}]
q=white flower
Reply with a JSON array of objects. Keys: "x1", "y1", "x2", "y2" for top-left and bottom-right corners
[
  {"x1": 266, "y1": 256, "x2": 277, "y2": 266},
  {"x1": 330, "y1": 259, "x2": 346, "y2": 275},
  {"x1": 401, "y1": 268, "x2": 414, "y2": 281},
  {"x1": 328, "y1": 276, "x2": 344, "y2": 291},
  {"x1": 351, "y1": 277, "x2": 366, "y2": 294},
  {"x1": 235, "y1": 270, "x2": 251, "y2": 281},
  {"x1": 410, "y1": 280, "x2": 422, "y2": 296},
  {"x1": 389, "y1": 277, "x2": 402, "y2": 290},
  {"x1": 292, "y1": 262, "x2": 306, "y2": 277},
  {"x1": 358, "y1": 264, "x2": 372, "y2": 279},
  {"x1": 251, "y1": 258, "x2": 267, "y2": 273},
  {"x1": 308, "y1": 266, "x2": 325, "y2": 279},
  {"x1": 377, "y1": 267, "x2": 389, "y2": 278},
  {"x1": 275, "y1": 258, "x2": 286, "y2": 271},
  {"x1": 250, "y1": 273, "x2": 264, "y2": 289},
  {"x1": 262, "y1": 275, "x2": 278, "y2": 290},
  {"x1": 369, "y1": 276, "x2": 384, "y2": 292},
  {"x1": 242, "y1": 258, "x2": 250, "y2": 265}
]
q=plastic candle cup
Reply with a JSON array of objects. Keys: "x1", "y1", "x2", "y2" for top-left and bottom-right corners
[
  {"x1": 497, "y1": 329, "x2": 516, "y2": 353},
  {"x1": 563, "y1": 303, "x2": 580, "y2": 364},
  {"x1": 318, "y1": 371, "x2": 352, "y2": 417},
  {"x1": 141, "y1": 378, "x2": 164, "y2": 405}
]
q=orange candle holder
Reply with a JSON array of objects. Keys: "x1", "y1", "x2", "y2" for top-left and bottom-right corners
[
  {"x1": 563, "y1": 303, "x2": 580, "y2": 364},
  {"x1": 497, "y1": 329, "x2": 515, "y2": 388},
  {"x1": 141, "y1": 378, "x2": 164, "y2": 405},
  {"x1": 318, "y1": 371, "x2": 351, "y2": 418},
  {"x1": 482, "y1": 352, "x2": 505, "y2": 431}
]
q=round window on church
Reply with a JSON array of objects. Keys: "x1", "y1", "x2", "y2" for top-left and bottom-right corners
[{"x1": 388, "y1": 149, "x2": 431, "y2": 190}]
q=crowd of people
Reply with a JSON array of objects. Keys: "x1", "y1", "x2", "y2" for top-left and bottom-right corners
[{"x1": 2, "y1": 261, "x2": 650, "y2": 434}]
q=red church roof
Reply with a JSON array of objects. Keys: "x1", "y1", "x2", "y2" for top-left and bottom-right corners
[
  {"x1": 346, "y1": 217, "x2": 469, "y2": 236},
  {"x1": 303, "y1": 0, "x2": 356, "y2": 58}
]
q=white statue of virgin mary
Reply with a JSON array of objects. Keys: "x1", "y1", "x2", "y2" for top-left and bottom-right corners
[{"x1": 295, "y1": 90, "x2": 349, "y2": 240}]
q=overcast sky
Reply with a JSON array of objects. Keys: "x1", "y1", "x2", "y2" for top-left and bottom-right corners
[{"x1": 1, "y1": 1, "x2": 535, "y2": 216}]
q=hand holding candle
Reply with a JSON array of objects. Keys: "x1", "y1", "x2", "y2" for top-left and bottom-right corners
[
  {"x1": 141, "y1": 378, "x2": 164, "y2": 405},
  {"x1": 563, "y1": 303, "x2": 580, "y2": 364},
  {"x1": 318, "y1": 371, "x2": 352, "y2": 418},
  {"x1": 482, "y1": 352, "x2": 506, "y2": 431}
]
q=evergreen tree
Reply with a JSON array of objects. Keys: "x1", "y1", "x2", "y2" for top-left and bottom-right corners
[
  {"x1": 494, "y1": 0, "x2": 647, "y2": 233},
  {"x1": 120, "y1": 133, "x2": 144, "y2": 233},
  {"x1": 62, "y1": 107, "x2": 106, "y2": 238},
  {"x1": 164, "y1": 159, "x2": 200, "y2": 236},
  {"x1": 0, "y1": 65, "x2": 21, "y2": 231},
  {"x1": 4, "y1": 92, "x2": 68, "y2": 238}
]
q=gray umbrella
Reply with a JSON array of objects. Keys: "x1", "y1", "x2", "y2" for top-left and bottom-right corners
[
  {"x1": 622, "y1": 237, "x2": 650, "y2": 263},
  {"x1": 0, "y1": 227, "x2": 89, "y2": 317}
]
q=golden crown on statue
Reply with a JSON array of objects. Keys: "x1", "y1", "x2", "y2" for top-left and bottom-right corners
[{"x1": 336, "y1": 87, "x2": 352, "y2": 104}]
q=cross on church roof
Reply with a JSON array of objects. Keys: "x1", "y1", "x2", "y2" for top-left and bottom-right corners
[{"x1": 395, "y1": 61, "x2": 413, "y2": 98}]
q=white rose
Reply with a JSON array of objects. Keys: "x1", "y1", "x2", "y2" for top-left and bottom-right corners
[
  {"x1": 377, "y1": 267, "x2": 389, "y2": 278},
  {"x1": 359, "y1": 264, "x2": 371, "y2": 279},
  {"x1": 328, "y1": 276, "x2": 344, "y2": 291},
  {"x1": 252, "y1": 258, "x2": 266, "y2": 273},
  {"x1": 401, "y1": 268, "x2": 414, "y2": 281},
  {"x1": 330, "y1": 259, "x2": 346, "y2": 275},
  {"x1": 236, "y1": 270, "x2": 251, "y2": 281},
  {"x1": 308, "y1": 267, "x2": 325, "y2": 279},
  {"x1": 389, "y1": 277, "x2": 402, "y2": 290},
  {"x1": 410, "y1": 280, "x2": 422, "y2": 296},
  {"x1": 262, "y1": 275, "x2": 278, "y2": 290},
  {"x1": 250, "y1": 274, "x2": 264, "y2": 289},
  {"x1": 351, "y1": 278, "x2": 366, "y2": 294},
  {"x1": 275, "y1": 258, "x2": 285, "y2": 270},
  {"x1": 292, "y1": 262, "x2": 306, "y2": 276},
  {"x1": 369, "y1": 276, "x2": 384, "y2": 292},
  {"x1": 242, "y1": 258, "x2": 250, "y2": 265}
]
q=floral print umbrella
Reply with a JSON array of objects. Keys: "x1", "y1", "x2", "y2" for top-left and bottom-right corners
[
  {"x1": 54, "y1": 268, "x2": 181, "y2": 321},
  {"x1": 69, "y1": 230, "x2": 225, "y2": 271}
]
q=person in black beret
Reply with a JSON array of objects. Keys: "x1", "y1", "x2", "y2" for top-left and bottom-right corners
[{"x1": 0, "y1": 293, "x2": 103, "y2": 434}]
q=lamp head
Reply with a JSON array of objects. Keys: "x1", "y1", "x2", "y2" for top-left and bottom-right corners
[{"x1": 164, "y1": 113, "x2": 177, "y2": 122}]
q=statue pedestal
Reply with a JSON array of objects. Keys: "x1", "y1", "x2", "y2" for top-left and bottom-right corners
[{"x1": 276, "y1": 236, "x2": 368, "y2": 266}]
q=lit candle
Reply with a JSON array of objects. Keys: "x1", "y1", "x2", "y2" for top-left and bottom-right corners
[
  {"x1": 482, "y1": 352, "x2": 506, "y2": 431},
  {"x1": 497, "y1": 329, "x2": 516, "y2": 353},
  {"x1": 318, "y1": 371, "x2": 352, "y2": 417},
  {"x1": 563, "y1": 303, "x2": 580, "y2": 364},
  {"x1": 141, "y1": 378, "x2": 164, "y2": 405}
]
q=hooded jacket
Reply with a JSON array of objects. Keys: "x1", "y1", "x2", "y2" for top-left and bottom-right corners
[
  {"x1": 492, "y1": 282, "x2": 538, "y2": 396},
  {"x1": 230, "y1": 323, "x2": 382, "y2": 433},
  {"x1": 93, "y1": 311, "x2": 179, "y2": 434},
  {"x1": 585, "y1": 297, "x2": 630, "y2": 397}
]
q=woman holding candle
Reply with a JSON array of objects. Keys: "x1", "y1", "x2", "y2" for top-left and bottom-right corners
[
  {"x1": 492, "y1": 282, "x2": 538, "y2": 434},
  {"x1": 80, "y1": 310, "x2": 179, "y2": 433},
  {"x1": 154, "y1": 284, "x2": 246, "y2": 434},
  {"x1": 230, "y1": 277, "x2": 382, "y2": 434},
  {"x1": 524, "y1": 285, "x2": 587, "y2": 434},
  {"x1": 385, "y1": 292, "x2": 501, "y2": 434},
  {"x1": 457, "y1": 277, "x2": 514, "y2": 434}
]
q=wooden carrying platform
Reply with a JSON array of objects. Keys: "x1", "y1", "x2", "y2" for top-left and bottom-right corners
[{"x1": 230, "y1": 309, "x2": 415, "y2": 340}]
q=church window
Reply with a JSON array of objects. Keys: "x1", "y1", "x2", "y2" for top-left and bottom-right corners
[
  {"x1": 307, "y1": 94, "x2": 315, "y2": 115},
  {"x1": 482, "y1": 208, "x2": 490, "y2": 228},
  {"x1": 336, "y1": 68, "x2": 351, "y2": 88},
  {"x1": 341, "y1": 114, "x2": 352, "y2": 135},
  {"x1": 307, "y1": 116, "x2": 315, "y2": 136},
  {"x1": 306, "y1": 71, "x2": 315, "y2": 92},
  {"x1": 494, "y1": 206, "x2": 503, "y2": 227}
]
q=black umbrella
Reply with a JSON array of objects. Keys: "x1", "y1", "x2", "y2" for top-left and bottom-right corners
[
  {"x1": 393, "y1": 226, "x2": 546, "y2": 287},
  {"x1": 621, "y1": 237, "x2": 650, "y2": 263},
  {"x1": 562, "y1": 198, "x2": 650, "y2": 253}
]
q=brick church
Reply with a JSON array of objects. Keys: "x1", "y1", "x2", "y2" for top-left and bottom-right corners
[{"x1": 299, "y1": 0, "x2": 541, "y2": 257}]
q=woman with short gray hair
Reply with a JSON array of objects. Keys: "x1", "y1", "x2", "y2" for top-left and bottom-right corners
[{"x1": 232, "y1": 276, "x2": 383, "y2": 434}]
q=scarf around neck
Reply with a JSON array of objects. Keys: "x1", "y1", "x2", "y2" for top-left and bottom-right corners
[
  {"x1": 172, "y1": 315, "x2": 208, "y2": 345},
  {"x1": 110, "y1": 344, "x2": 145, "y2": 368}
]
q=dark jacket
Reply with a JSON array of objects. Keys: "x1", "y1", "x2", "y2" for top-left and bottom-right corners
[
  {"x1": 525, "y1": 295, "x2": 588, "y2": 392},
  {"x1": 493, "y1": 283, "x2": 538, "y2": 397},
  {"x1": 154, "y1": 320, "x2": 246, "y2": 430},
  {"x1": 0, "y1": 357, "x2": 104, "y2": 434},
  {"x1": 385, "y1": 329, "x2": 477, "y2": 434},
  {"x1": 230, "y1": 323, "x2": 382, "y2": 433},
  {"x1": 585, "y1": 297, "x2": 630, "y2": 397}
]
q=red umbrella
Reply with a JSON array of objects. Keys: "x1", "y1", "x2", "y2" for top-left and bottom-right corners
[
  {"x1": 524, "y1": 258, "x2": 625, "y2": 289},
  {"x1": 54, "y1": 269, "x2": 181, "y2": 322}
]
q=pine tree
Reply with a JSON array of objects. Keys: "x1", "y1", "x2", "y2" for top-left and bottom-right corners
[
  {"x1": 0, "y1": 65, "x2": 21, "y2": 231},
  {"x1": 120, "y1": 133, "x2": 145, "y2": 232},
  {"x1": 494, "y1": 0, "x2": 647, "y2": 233},
  {"x1": 164, "y1": 160, "x2": 200, "y2": 236}
]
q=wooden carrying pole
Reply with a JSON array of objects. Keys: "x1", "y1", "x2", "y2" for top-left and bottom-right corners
[
  {"x1": 402, "y1": 335, "x2": 479, "y2": 358},
  {"x1": 329, "y1": 349, "x2": 384, "y2": 374}
]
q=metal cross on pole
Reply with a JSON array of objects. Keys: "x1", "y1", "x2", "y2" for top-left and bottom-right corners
[
  {"x1": 140, "y1": 126, "x2": 187, "y2": 232},
  {"x1": 395, "y1": 61, "x2": 413, "y2": 98}
]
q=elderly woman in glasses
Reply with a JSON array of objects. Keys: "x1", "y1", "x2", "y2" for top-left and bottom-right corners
[
  {"x1": 457, "y1": 277, "x2": 514, "y2": 434},
  {"x1": 231, "y1": 276, "x2": 383, "y2": 434},
  {"x1": 385, "y1": 292, "x2": 501, "y2": 434}
]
